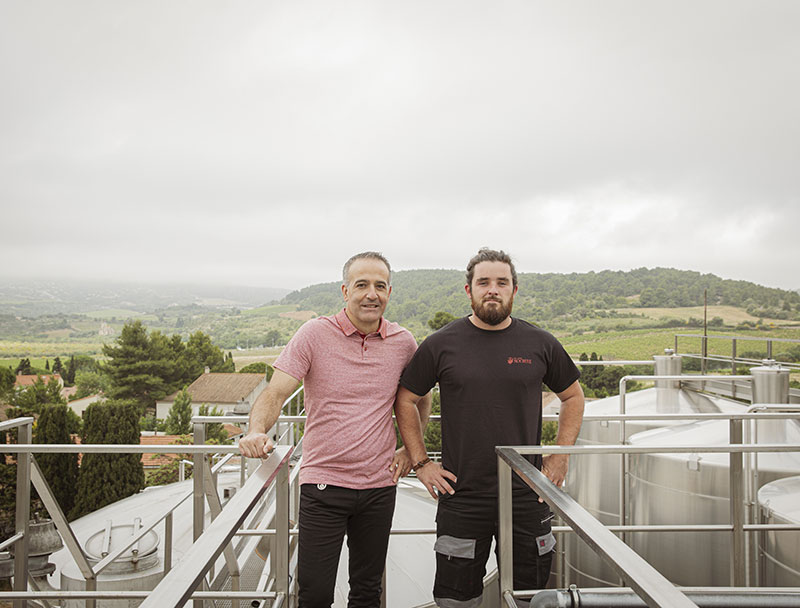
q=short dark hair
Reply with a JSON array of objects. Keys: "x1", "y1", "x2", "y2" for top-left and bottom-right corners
[
  {"x1": 342, "y1": 251, "x2": 392, "y2": 284},
  {"x1": 466, "y1": 248, "x2": 517, "y2": 288}
]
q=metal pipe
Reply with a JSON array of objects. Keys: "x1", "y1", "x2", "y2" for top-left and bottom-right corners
[{"x1": 530, "y1": 588, "x2": 800, "y2": 607}]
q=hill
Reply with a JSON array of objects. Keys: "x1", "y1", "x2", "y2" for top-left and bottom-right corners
[
  {"x1": 282, "y1": 267, "x2": 800, "y2": 338},
  {"x1": 0, "y1": 268, "x2": 798, "y2": 359}
]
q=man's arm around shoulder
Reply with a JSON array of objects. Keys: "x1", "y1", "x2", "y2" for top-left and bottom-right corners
[{"x1": 239, "y1": 369, "x2": 300, "y2": 459}]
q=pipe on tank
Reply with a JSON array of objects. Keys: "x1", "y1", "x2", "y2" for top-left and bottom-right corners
[
  {"x1": 654, "y1": 349, "x2": 682, "y2": 413},
  {"x1": 529, "y1": 587, "x2": 800, "y2": 607}
]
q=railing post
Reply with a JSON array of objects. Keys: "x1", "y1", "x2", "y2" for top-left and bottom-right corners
[
  {"x1": 274, "y1": 458, "x2": 290, "y2": 601},
  {"x1": 731, "y1": 339, "x2": 738, "y2": 400},
  {"x1": 192, "y1": 420, "x2": 206, "y2": 608},
  {"x1": 618, "y1": 377, "x2": 628, "y2": 545},
  {"x1": 13, "y1": 421, "x2": 31, "y2": 608},
  {"x1": 729, "y1": 418, "x2": 745, "y2": 586},
  {"x1": 497, "y1": 455, "x2": 514, "y2": 606},
  {"x1": 164, "y1": 512, "x2": 173, "y2": 574}
]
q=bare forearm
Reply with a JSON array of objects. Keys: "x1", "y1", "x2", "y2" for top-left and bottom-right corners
[
  {"x1": 555, "y1": 392, "x2": 584, "y2": 446},
  {"x1": 416, "y1": 392, "x2": 432, "y2": 433},
  {"x1": 248, "y1": 389, "x2": 285, "y2": 434},
  {"x1": 395, "y1": 389, "x2": 428, "y2": 463},
  {"x1": 248, "y1": 369, "x2": 300, "y2": 434}
]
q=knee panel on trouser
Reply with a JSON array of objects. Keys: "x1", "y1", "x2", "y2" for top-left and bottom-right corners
[{"x1": 432, "y1": 534, "x2": 488, "y2": 608}]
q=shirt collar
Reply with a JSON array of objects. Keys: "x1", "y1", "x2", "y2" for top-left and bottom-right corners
[{"x1": 335, "y1": 308, "x2": 388, "y2": 339}]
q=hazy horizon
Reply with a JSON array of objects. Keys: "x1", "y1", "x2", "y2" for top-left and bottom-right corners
[{"x1": 3, "y1": 2, "x2": 798, "y2": 293}]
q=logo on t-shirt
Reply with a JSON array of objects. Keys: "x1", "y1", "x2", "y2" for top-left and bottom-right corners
[{"x1": 507, "y1": 357, "x2": 532, "y2": 365}]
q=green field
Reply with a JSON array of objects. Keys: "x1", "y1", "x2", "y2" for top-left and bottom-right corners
[{"x1": 83, "y1": 309, "x2": 153, "y2": 320}]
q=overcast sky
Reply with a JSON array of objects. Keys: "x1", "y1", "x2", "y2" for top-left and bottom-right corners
[{"x1": 2, "y1": 1, "x2": 798, "y2": 293}]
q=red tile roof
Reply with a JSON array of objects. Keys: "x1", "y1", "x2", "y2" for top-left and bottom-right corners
[
  {"x1": 14, "y1": 374, "x2": 62, "y2": 387},
  {"x1": 163, "y1": 373, "x2": 265, "y2": 405}
]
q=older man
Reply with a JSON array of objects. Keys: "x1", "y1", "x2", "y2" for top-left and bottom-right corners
[{"x1": 240, "y1": 251, "x2": 429, "y2": 608}]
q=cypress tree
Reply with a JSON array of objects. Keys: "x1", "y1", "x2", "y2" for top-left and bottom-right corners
[
  {"x1": 34, "y1": 404, "x2": 79, "y2": 517},
  {"x1": 70, "y1": 400, "x2": 145, "y2": 519},
  {"x1": 165, "y1": 387, "x2": 192, "y2": 435}
]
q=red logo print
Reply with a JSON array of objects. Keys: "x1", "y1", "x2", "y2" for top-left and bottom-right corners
[{"x1": 507, "y1": 357, "x2": 532, "y2": 365}]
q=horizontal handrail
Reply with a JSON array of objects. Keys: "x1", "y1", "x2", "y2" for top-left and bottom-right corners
[
  {"x1": 675, "y1": 333, "x2": 800, "y2": 344},
  {"x1": 0, "y1": 417, "x2": 33, "y2": 431},
  {"x1": 0, "y1": 533, "x2": 23, "y2": 552},
  {"x1": 0, "y1": 591, "x2": 277, "y2": 600},
  {"x1": 509, "y1": 443, "x2": 800, "y2": 455}
]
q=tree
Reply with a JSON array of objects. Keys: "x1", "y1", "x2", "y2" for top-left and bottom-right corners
[
  {"x1": 11, "y1": 376, "x2": 66, "y2": 417},
  {"x1": 238, "y1": 362, "x2": 267, "y2": 374},
  {"x1": 74, "y1": 369, "x2": 110, "y2": 400},
  {"x1": 0, "y1": 366, "x2": 15, "y2": 401},
  {"x1": 70, "y1": 400, "x2": 145, "y2": 519},
  {"x1": 165, "y1": 388, "x2": 192, "y2": 435},
  {"x1": 198, "y1": 404, "x2": 229, "y2": 444},
  {"x1": 184, "y1": 331, "x2": 234, "y2": 377},
  {"x1": 15, "y1": 358, "x2": 32, "y2": 375},
  {"x1": 64, "y1": 355, "x2": 77, "y2": 385},
  {"x1": 428, "y1": 311, "x2": 457, "y2": 331},
  {"x1": 52, "y1": 357, "x2": 64, "y2": 376},
  {"x1": 34, "y1": 404, "x2": 79, "y2": 517},
  {"x1": 103, "y1": 321, "x2": 172, "y2": 413}
]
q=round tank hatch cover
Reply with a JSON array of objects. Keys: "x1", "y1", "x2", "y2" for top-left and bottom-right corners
[{"x1": 85, "y1": 524, "x2": 160, "y2": 563}]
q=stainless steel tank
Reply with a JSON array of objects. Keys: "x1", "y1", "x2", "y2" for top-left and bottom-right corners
[
  {"x1": 758, "y1": 475, "x2": 800, "y2": 586},
  {"x1": 627, "y1": 416, "x2": 800, "y2": 586},
  {"x1": 561, "y1": 353, "x2": 749, "y2": 586}
]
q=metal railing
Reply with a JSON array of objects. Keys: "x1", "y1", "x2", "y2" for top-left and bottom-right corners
[
  {"x1": 674, "y1": 333, "x2": 800, "y2": 379},
  {"x1": 3, "y1": 350, "x2": 800, "y2": 607},
  {"x1": 496, "y1": 439, "x2": 800, "y2": 607}
]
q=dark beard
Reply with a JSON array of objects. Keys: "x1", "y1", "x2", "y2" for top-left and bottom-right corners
[{"x1": 472, "y1": 296, "x2": 512, "y2": 326}]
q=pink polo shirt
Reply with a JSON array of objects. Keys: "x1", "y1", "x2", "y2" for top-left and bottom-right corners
[{"x1": 274, "y1": 309, "x2": 418, "y2": 489}]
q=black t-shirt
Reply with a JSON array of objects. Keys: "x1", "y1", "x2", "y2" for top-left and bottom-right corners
[{"x1": 400, "y1": 317, "x2": 580, "y2": 500}]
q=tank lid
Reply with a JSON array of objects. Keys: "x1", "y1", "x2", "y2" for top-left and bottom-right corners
[{"x1": 84, "y1": 521, "x2": 159, "y2": 572}]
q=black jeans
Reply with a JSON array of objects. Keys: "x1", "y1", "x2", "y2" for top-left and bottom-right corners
[{"x1": 297, "y1": 483, "x2": 396, "y2": 608}]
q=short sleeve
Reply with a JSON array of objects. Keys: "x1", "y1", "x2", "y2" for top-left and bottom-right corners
[
  {"x1": 542, "y1": 337, "x2": 581, "y2": 394},
  {"x1": 273, "y1": 320, "x2": 316, "y2": 381},
  {"x1": 399, "y1": 337, "x2": 438, "y2": 397}
]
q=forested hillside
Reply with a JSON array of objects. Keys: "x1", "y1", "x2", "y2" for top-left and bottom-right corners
[
  {"x1": 1, "y1": 268, "x2": 797, "y2": 353},
  {"x1": 283, "y1": 267, "x2": 800, "y2": 338}
]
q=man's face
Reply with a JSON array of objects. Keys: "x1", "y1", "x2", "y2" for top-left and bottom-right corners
[
  {"x1": 466, "y1": 261, "x2": 517, "y2": 326},
  {"x1": 341, "y1": 258, "x2": 392, "y2": 332}
]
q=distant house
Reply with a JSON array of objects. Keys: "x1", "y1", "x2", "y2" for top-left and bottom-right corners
[
  {"x1": 14, "y1": 374, "x2": 64, "y2": 390},
  {"x1": 67, "y1": 393, "x2": 104, "y2": 418},
  {"x1": 155, "y1": 372, "x2": 267, "y2": 420}
]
